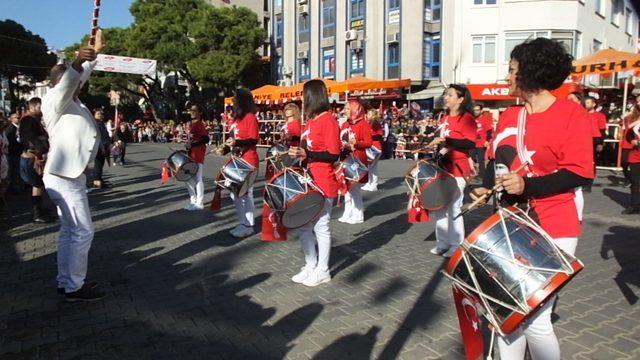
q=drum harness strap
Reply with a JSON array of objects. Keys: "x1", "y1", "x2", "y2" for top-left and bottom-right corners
[{"x1": 516, "y1": 108, "x2": 533, "y2": 215}]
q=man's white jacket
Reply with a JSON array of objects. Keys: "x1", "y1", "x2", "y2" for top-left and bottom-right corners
[{"x1": 43, "y1": 62, "x2": 99, "y2": 179}]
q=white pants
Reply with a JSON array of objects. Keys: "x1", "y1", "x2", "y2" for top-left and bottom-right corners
[
  {"x1": 186, "y1": 164, "x2": 204, "y2": 206},
  {"x1": 43, "y1": 173, "x2": 94, "y2": 293},
  {"x1": 341, "y1": 184, "x2": 364, "y2": 222},
  {"x1": 289, "y1": 198, "x2": 333, "y2": 271},
  {"x1": 498, "y1": 237, "x2": 578, "y2": 360},
  {"x1": 230, "y1": 186, "x2": 255, "y2": 227},
  {"x1": 366, "y1": 162, "x2": 379, "y2": 189},
  {"x1": 434, "y1": 177, "x2": 467, "y2": 250}
]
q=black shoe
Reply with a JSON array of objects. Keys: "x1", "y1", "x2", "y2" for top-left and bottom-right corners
[
  {"x1": 621, "y1": 207, "x2": 640, "y2": 215},
  {"x1": 58, "y1": 280, "x2": 98, "y2": 295}
]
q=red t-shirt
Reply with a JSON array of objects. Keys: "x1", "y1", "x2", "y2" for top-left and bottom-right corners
[
  {"x1": 231, "y1": 113, "x2": 259, "y2": 168},
  {"x1": 370, "y1": 122, "x2": 384, "y2": 150},
  {"x1": 340, "y1": 119, "x2": 373, "y2": 165},
  {"x1": 588, "y1": 111, "x2": 607, "y2": 138},
  {"x1": 621, "y1": 115, "x2": 638, "y2": 150},
  {"x1": 490, "y1": 99, "x2": 594, "y2": 238},
  {"x1": 628, "y1": 122, "x2": 640, "y2": 163},
  {"x1": 284, "y1": 119, "x2": 302, "y2": 147},
  {"x1": 475, "y1": 113, "x2": 493, "y2": 147},
  {"x1": 441, "y1": 113, "x2": 476, "y2": 177},
  {"x1": 187, "y1": 120, "x2": 207, "y2": 164},
  {"x1": 301, "y1": 111, "x2": 341, "y2": 198}
]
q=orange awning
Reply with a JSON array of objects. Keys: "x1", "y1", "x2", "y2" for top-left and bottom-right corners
[{"x1": 572, "y1": 49, "x2": 640, "y2": 78}]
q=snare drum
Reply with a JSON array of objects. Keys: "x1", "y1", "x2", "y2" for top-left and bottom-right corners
[
  {"x1": 337, "y1": 154, "x2": 368, "y2": 189},
  {"x1": 365, "y1": 146, "x2": 382, "y2": 167},
  {"x1": 445, "y1": 207, "x2": 584, "y2": 335},
  {"x1": 166, "y1": 150, "x2": 198, "y2": 181},
  {"x1": 404, "y1": 160, "x2": 459, "y2": 211},
  {"x1": 215, "y1": 156, "x2": 257, "y2": 197},
  {"x1": 266, "y1": 143, "x2": 300, "y2": 171},
  {"x1": 265, "y1": 168, "x2": 326, "y2": 229}
]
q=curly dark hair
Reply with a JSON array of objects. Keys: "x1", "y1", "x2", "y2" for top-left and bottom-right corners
[
  {"x1": 233, "y1": 88, "x2": 257, "y2": 120},
  {"x1": 510, "y1": 37, "x2": 573, "y2": 93}
]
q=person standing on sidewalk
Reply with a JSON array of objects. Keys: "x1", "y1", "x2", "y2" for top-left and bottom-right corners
[
  {"x1": 5, "y1": 112, "x2": 23, "y2": 193},
  {"x1": 622, "y1": 120, "x2": 640, "y2": 214},
  {"x1": 91, "y1": 109, "x2": 110, "y2": 190},
  {"x1": 42, "y1": 31, "x2": 106, "y2": 302},
  {"x1": 18, "y1": 97, "x2": 54, "y2": 223}
]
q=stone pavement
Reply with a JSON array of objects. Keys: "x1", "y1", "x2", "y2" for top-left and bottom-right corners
[{"x1": 1, "y1": 143, "x2": 638, "y2": 360}]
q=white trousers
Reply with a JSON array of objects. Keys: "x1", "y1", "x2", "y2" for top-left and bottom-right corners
[
  {"x1": 341, "y1": 184, "x2": 364, "y2": 222},
  {"x1": 434, "y1": 177, "x2": 467, "y2": 250},
  {"x1": 186, "y1": 164, "x2": 204, "y2": 206},
  {"x1": 289, "y1": 198, "x2": 333, "y2": 271},
  {"x1": 366, "y1": 162, "x2": 379, "y2": 188},
  {"x1": 43, "y1": 173, "x2": 95, "y2": 293},
  {"x1": 497, "y1": 237, "x2": 579, "y2": 360},
  {"x1": 230, "y1": 186, "x2": 255, "y2": 227}
]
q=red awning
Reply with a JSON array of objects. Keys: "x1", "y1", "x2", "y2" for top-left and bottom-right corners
[{"x1": 467, "y1": 83, "x2": 581, "y2": 101}]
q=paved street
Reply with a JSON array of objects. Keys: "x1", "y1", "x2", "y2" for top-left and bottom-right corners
[{"x1": 1, "y1": 143, "x2": 639, "y2": 360}]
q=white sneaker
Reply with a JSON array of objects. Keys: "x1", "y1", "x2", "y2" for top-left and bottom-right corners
[
  {"x1": 443, "y1": 247, "x2": 459, "y2": 258},
  {"x1": 430, "y1": 247, "x2": 447, "y2": 256},
  {"x1": 338, "y1": 217, "x2": 350, "y2": 223},
  {"x1": 302, "y1": 268, "x2": 331, "y2": 287},
  {"x1": 367, "y1": 186, "x2": 378, "y2": 192},
  {"x1": 184, "y1": 203, "x2": 195, "y2": 210},
  {"x1": 231, "y1": 225, "x2": 254, "y2": 238},
  {"x1": 291, "y1": 265, "x2": 315, "y2": 283},
  {"x1": 189, "y1": 203, "x2": 204, "y2": 211},
  {"x1": 361, "y1": 184, "x2": 372, "y2": 191},
  {"x1": 345, "y1": 218, "x2": 364, "y2": 224}
]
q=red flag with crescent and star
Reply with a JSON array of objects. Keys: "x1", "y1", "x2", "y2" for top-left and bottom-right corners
[{"x1": 452, "y1": 284, "x2": 484, "y2": 360}]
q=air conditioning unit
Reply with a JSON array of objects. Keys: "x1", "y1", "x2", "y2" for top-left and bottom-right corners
[
  {"x1": 349, "y1": 40, "x2": 363, "y2": 50},
  {"x1": 386, "y1": 33, "x2": 400, "y2": 43},
  {"x1": 297, "y1": 50, "x2": 308, "y2": 59},
  {"x1": 299, "y1": 4, "x2": 308, "y2": 15},
  {"x1": 283, "y1": 66, "x2": 293, "y2": 76},
  {"x1": 345, "y1": 29, "x2": 358, "y2": 41},
  {"x1": 297, "y1": 0, "x2": 307, "y2": 4}
]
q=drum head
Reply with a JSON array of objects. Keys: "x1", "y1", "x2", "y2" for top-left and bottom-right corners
[
  {"x1": 175, "y1": 162, "x2": 198, "y2": 182},
  {"x1": 420, "y1": 175, "x2": 459, "y2": 210},
  {"x1": 282, "y1": 191, "x2": 325, "y2": 229}
]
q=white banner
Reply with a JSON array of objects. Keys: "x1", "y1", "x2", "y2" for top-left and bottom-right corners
[{"x1": 95, "y1": 54, "x2": 157, "y2": 76}]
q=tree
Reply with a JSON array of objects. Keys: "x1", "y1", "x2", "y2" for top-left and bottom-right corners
[{"x1": 0, "y1": 20, "x2": 57, "y2": 109}]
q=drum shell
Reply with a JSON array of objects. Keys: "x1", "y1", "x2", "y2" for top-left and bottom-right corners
[
  {"x1": 405, "y1": 160, "x2": 458, "y2": 211},
  {"x1": 340, "y1": 155, "x2": 368, "y2": 186},
  {"x1": 267, "y1": 144, "x2": 300, "y2": 171},
  {"x1": 167, "y1": 151, "x2": 198, "y2": 182},
  {"x1": 365, "y1": 146, "x2": 382, "y2": 167},
  {"x1": 445, "y1": 207, "x2": 584, "y2": 334},
  {"x1": 265, "y1": 169, "x2": 326, "y2": 229},
  {"x1": 216, "y1": 156, "x2": 257, "y2": 197}
]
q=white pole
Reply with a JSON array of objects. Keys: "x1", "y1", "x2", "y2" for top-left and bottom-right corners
[{"x1": 622, "y1": 76, "x2": 630, "y2": 118}]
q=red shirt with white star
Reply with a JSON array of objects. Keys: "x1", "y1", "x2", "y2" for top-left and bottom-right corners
[
  {"x1": 187, "y1": 120, "x2": 207, "y2": 164},
  {"x1": 283, "y1": 119, "x2": 301, "y2": 147},
  {"x1": 340, "y1": 118, "x2": 373, "y2": 166},
  {"x1": 301, "y1": 111, "x2": 341, "y2": 198},
  {"x1": 231, "y1": 113, "x2": 259, "y2": 168},
  {"x1": 440, "y1": 112, "x2": 477, "y2": 177},
  {"x1": 475, "y1": 113, "x2": 493, "y2": 147},
  {"x1": 587, "y1": 111, "x2": 607, "y2": 138},
  {"x1": 489, "y1": 99, "x2": 594, "y2": 238},
  {"x1": 371, "y1": 121, "x2": 384, "y2": 150}
]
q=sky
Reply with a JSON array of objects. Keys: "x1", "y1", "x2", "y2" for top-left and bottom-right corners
[{"x1": 1, "y1": 0, "x2": 134, "y2": 49}]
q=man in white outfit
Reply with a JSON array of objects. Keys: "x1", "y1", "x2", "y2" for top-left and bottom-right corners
[{"x1": 42, "y1": 31, "x2": 106, "y2": 302}]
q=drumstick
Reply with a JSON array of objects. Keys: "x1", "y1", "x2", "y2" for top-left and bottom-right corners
[
  {"x1": 89, "y1": 0, "x2": 101, "y2": 46},
  {"x1": 454, "y1": 162, "x2": 529, "y2": 220}
]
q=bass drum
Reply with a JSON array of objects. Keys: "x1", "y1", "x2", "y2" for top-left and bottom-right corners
[
  {"x1": 404, "y1": 160, "x2": 458, "y2": 211},
  {"x1": 166, "y1": 150, "x2": 198, "y2": 182},
  {"x1": 338, "y1": 154, "x2": 368, "y2": 189},
  {"x1": 266, "y1": 143, "x2": 300, "y2": 171},
  {"x1": 365, "y1": 146, "x2": 382, "y2": 167},
  {"x1": 265, "y1": 168, "x2": 326, "y2": 229},
  {"x1": 215, "y1": 156, "x2": 257, "y2": 197}
]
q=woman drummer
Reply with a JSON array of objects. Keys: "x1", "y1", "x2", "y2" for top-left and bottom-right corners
[
  {"x1": 287, "y1": 80, "x2": 340, "y2": 287},
  {"x1": 282, "y1": 103, "x2": 302, "y2": 147},
  {"x1": 338, "y1": 99, "x2": 372, "y2": 224},
  {"x1": 430, "y1": 84, "x2": 477, "y2": 258},
  {"x1": 472, "y1": 37, "x2": 593, "y2": 359},
  {"x1": 222, "y1": 88, "x2": 260, "y2": 238},
  {"x1": 362, "y1": 109, "x2": 383, "y2": 192}
]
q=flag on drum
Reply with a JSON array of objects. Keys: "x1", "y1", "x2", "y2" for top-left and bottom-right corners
[
  {"x1": 452, "y1": 284, "x2": 484, "y2": 360},
  {"x1": 407, "y1": 193, "x2": 429, "y2": 223},
  {"x1": 160, "y1": 162, "x2": 172, "y2": 184},
  {"x1": 261, "y1": 204, "x2": 287, "y2": 241}
]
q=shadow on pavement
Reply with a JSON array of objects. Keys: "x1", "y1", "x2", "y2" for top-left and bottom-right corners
[{"x1": 601, "y1": 225, "x2": 640, "y2": 305}]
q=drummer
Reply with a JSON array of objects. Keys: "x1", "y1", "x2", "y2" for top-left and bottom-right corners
[
  {"x1": 184, "y1": 103, "x2": 209, "y2": 210},
  {"x1": 471, "y1": 38, "x2": 593, "y2": 359},
  {"x1": 282, "y1": 103, "x2": 302, "y2": 147},
  {"x1": 429, "y1": 84, "x2": 477, "y2": 258},
  {"x1": 287, "y1": 79, "x2": 340, "y2": 287},
  {"x1": 338, "y1": 99, "x2": 372, "y2": 224},
  {"x1": 362, "y1": 109, "x2": 383, "y2": 192},
  {"x1": 222, "y1": 88, "x2": 260, "y2": 238}
]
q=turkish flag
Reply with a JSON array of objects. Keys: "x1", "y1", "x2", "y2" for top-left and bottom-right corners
[
  {"x1": 160, "y1": 162, "x2": 172, "y2": 184},
  {"x1": 260, "y1": 203, "x2": 287, "y2": 241},
  {"x1": 407, "y1": 193, "x2": 429, "y2": 223},
  {"x1": 452, "y1": 284, "x2": 484, "y2": 360}
]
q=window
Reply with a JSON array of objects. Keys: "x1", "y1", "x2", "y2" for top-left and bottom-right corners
[
  {"x1": 504, "y1": 30, "x2": 580, "y2": 61},
  {"x1": 424, "y1": 0, "x2": 441, "y2": 22},
  {"x1": 625, "y1": 8, "x2": 633, "y2": 34},
  {"x1": 389, "y1": 0, "x2": 400, "y2": 10},
  {"x1": 275, "y1": 15, "x2": 283, "y2": 48},
  {"x1": 593, "y1": 39, "x2": 602, "y2": 53},
  {"x1": 351, "y1": 0, "x2": 365, "y2": 19},
  {"x1": 322, "y1": 0, "x2": 336, "y2": 38},
  {"x1": 423, "y1": 35, "x2": 440, "y2": 79},
  {"x1": 350, "y1": 49, "x2": 365, "y2": 74},
  {"x1": 595, "y1": 0, "x2": 604, "y2": 15},
  {"x1": 322, "y1": 48, "x2": 335, "y2": 77},
  {"x1": 387, "y1": 0, "x2": 400, "y2": 24},
  {"x1": 298, "y1": 59, "x2": 310, "y2": 81},
  {"x1": 472, "y1": 35, "x2": 496, "y2": 64},
  {"x1": 276, "y1": 56, "x2": 283, "y2": 81},
  {"x1": 387, "y1": 43, "x2": 400, "y2": 79},
  {"x1": 474, "y1": 0, "x2": 497, "y2": 4},
  {"x1": 298, "y1": 10, "x2": 310, "y2": 43},
  {"x1": 611, "y1": 0, "x2": 622, "y2": 26}
]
